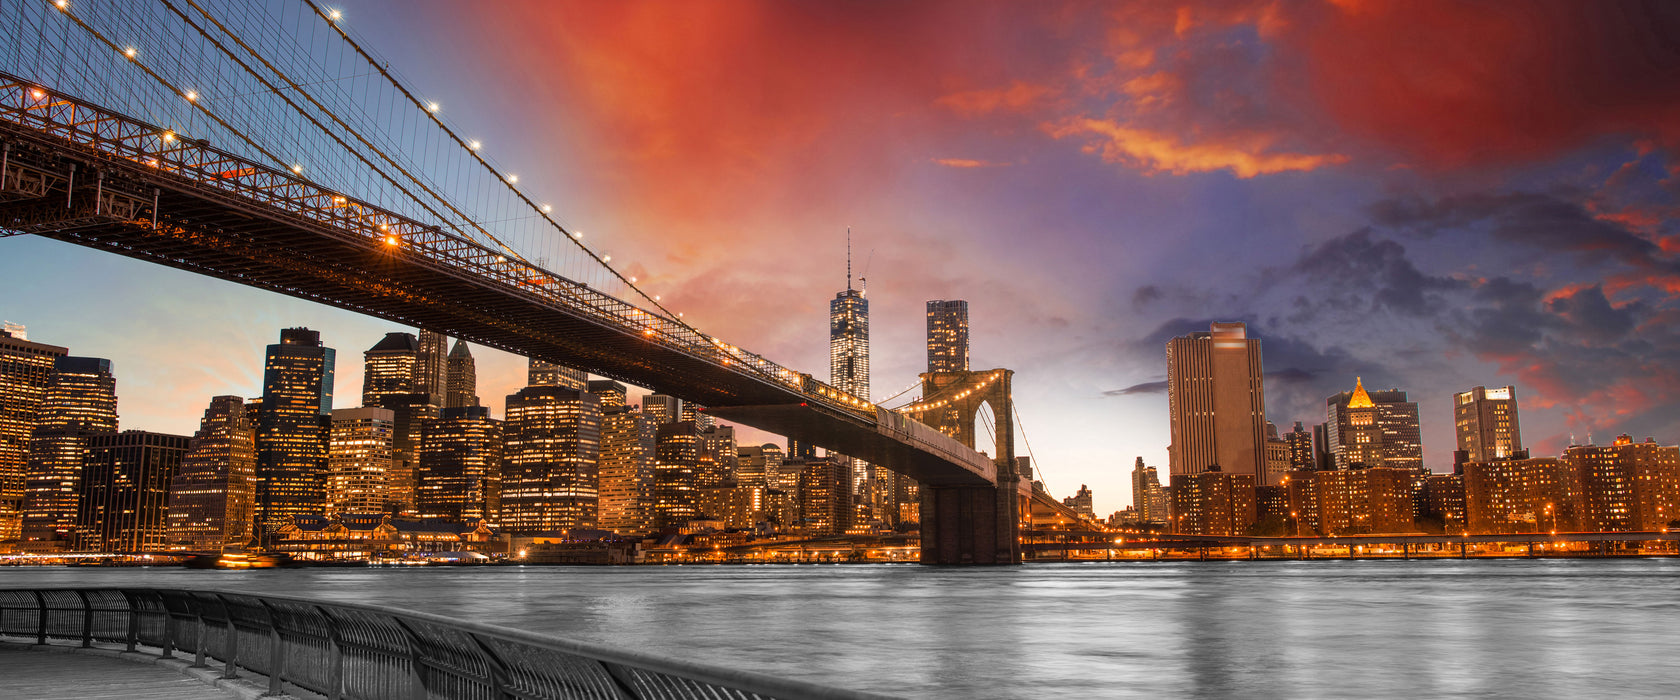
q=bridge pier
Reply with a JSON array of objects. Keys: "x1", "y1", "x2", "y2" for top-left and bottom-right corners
[{"x1": 919, "y1": 482, "x2": 1020, "y2": 565}]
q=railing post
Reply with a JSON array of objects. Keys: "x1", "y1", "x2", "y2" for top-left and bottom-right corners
[
  {"x1": 159, "y1": 591, "x2": 176, "y2": 660},
  {"x1": 76, "y1": 590, "x2": 92, "y2": 648},
  {"x1": 259, "y1": 600, "x2": 286, "y2": 697},
  {"x1": 125, "y1": 591, "x2": 138, "y2": 653},
  {"x1": 316, "y1": 605, "x2": 343, "y2": 700},
  {"x1": 465, "y1": 632, "x2": 515, "y2": 700},
  {"x1": 32, "y1": 590, "x2": 46, "y2": 646},
  {"x1": 219, "y1": 594, "x2": 240, "y2": 680},
  {"x1": 391, "y1": 617, "x2": 428, "y2": 700}
]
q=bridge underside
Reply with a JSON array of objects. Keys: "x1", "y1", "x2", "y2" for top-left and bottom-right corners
[{"x1": 0, "y1": 81, "x2": 1020, "y2": 562}]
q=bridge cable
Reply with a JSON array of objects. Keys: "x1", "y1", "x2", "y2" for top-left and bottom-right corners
[
  {"x1": 47, "y1": 5, "x2": 296, "y2": 178},
  {"x1": 297, "y1": 0, "x2": 702, "y2": 335}
]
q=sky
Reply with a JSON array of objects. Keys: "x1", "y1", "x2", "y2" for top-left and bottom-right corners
[{"x1": 3, "y1": 1, "x2": 1679, "y2": 516}]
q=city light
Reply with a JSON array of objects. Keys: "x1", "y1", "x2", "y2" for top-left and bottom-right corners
[
  {"x1": 184, "y1": 90, "x2": 197, "y2": 101},
  {"x1": 123, "y1": 47, "x2": 137, "y2": 59},
  {"x1": 427, "y1": 101, "x2": 440, "y2": 113},
  {"x1": 468, "y1": 140, "x2": 481, "y2": 150}
]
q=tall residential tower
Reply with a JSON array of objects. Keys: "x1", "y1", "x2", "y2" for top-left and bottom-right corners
[
  {"x1": 1455, "y1": 386, "x2": 1521, "y2": 463},
  {"x1": 1166, "y1": 322, "x2": 1266, "y2": 480}
]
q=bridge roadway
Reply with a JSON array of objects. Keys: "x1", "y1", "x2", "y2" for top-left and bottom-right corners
[{"x1": 0, "y1": 73, "x2": 1022, "y2": 563}]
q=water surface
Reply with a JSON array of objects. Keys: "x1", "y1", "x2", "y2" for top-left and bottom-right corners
[{"x1": 3, "y1": 559, "x2": 1675, "y2": 698}]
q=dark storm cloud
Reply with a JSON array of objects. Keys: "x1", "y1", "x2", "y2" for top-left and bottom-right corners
[
  {"x1": 1104, "y1": 380, "x2": 1168, "y2": 396},
  {"x1": 1369, "y1": 191, "x2": 1680, "y2": 274},
  {"x1": 1131, "y1": 285, "x2": 1163, "y2": 309},
  {"x1": 1546, "y1": 284, "x2": 1642, "y2": 342},
  {"x1": 1287, "y1": 228, "x2": 1464, "y2": 317}
]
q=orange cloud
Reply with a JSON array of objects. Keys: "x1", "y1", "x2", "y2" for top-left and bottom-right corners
[
  {"x1": 1048, "y1": 118, "x2": 1347, "y2": 177},
  {"x1": 934, "y1": 81, "x2": 1056, "y2": 116},
  {"x1": 931, "y1": 158, "x2": 1010, "y2": 169}
]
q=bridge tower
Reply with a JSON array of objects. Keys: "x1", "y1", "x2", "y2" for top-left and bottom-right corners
[{"x1": 916, "y1": 369, "x2": 1023, "y2": 564}]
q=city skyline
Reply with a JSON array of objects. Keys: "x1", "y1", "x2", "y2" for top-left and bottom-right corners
[{"x1": 5, "y1": 1, "x2": 1680, "y2": 518}]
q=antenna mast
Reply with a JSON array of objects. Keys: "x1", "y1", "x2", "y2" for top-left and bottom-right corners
[{"x1": 846, "y1": 226, "x2": 853, "y2": 291}]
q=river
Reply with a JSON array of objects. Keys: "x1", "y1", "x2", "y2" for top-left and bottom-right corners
[{"x1": 2, "y1": 559, "x2": 1676, "y2": 698}]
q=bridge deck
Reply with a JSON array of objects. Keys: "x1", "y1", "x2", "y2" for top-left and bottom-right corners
[{"x1": 0, "y1": 643, "x2": 237, "y2": 700}]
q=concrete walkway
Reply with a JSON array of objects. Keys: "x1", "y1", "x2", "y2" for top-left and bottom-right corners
[{"x1": 0, "y1": 642, "x2": 275, "y2": 700}]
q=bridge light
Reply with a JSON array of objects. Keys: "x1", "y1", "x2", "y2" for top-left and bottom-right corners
[
  {"x1": 643, "y1": 329, "x2": 654, "y2": 336},
  {"x1": 379, "y1": 223, "x2": 388, "y2": 231},
  {"x1": 329, "y1": 8, "x2": 342, "y2": 21},
  {"x1": 654, "y1": 295, "x2": 661, "y2": 301},
  {"x1": 572, "y1": 230, "x2": 583, "y2": 239},
  {"x1": 161, "y1": 131, "x2": 175, "y2": 143},
  {"x1": 54, "y1": 0, "x2": 68, "y2": 9},
  {"x1": 629, "y1": 276, "x2": 637, "y2": 283},
  {"x1": 124, "y1": 47, "x2": 137, "y2": 59},
  {"x1": 602, "y1": 254, "x2": 611, "y2": 262},
  {"x1": 30, "y1": 89, "x2": 45, "y2": 100},
  {"x1": 427, "y1": 101, "x2": 440, "y2": 113},
  {"x1": 506, "y1": 174, "x2": 518, "y2": 183},
  {"x1": 184, "y1": 90, "x2": 197, "y2": 102},
  {"x1": 541, "y1": 204, "x2": 552, "y2": 213},
  {"x1": 291, "y1": 164, "x2": 303, "y2": 174},
  {"x1": 468, "y1": 140, "x2": 481, "y2": 151},
  {"x1": 384, "y1": 235, "x2": 399, "y2": 246}
]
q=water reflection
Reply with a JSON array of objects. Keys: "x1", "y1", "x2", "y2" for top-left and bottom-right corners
[{"x1": 2, "y1": 559, "x2": 1678, "y2": 698}]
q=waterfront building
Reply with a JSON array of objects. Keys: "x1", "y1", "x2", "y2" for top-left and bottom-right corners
[
  {"x1": 1291, "y1": 467, "x2": 1417, "y2": 535},
  {"x1": 416, "y1": 330, "x2": 449, "y2": 409},
  {"x1": 327, "y1": 407, "x2": 397, "y2": 515},
  {"x1": 682, "y1": 402, "x2": 717, "y2": 431},
  {"x1": 1284, "y1": 422, "x2": 1314, "y2": 471},
  {"x1": 0, "y1": 327, "x2": 67, "y2": 542},
  {"x1": 736, "y1": 444, "x2": 783, "y2": 489},
  {"x1": 1462, "y1": 456, "x2": 1576, "y2": 534},
  {"x1": 642, "y1": 394, "x2": 682, "y2": 425},
  {"x1": 73, "y1": 431, "x2": 190, "y2": 552},
  {"x1": 165, "y1": 396, "x2": 257, "y2": 550},
  {"x1": 1420, "y1": 474, "x2": 1466, "y2": 533},
  {"x1": 926, "y1": 299, "x2": 970, "y2": 373},
  {"x1": 416, "y1": 406, "x2": 502, "y2": 522},
  {"x1": 362, "y1": 332, "x2": 419, "y2": 408},
  {"x1": 501, "y1": 386, "x2": 601, "y2": 534},
  {"x1": 255, "y1": 327, "x2": 336, "y2": 535},
  {"x1": 20, "y1": 356, "x2": 118, "y2": 551},
  {"x1": 654, "y1": 421, "x2": 704, "y2": 530},
  {"x1": 796, "y1": 455, "x2": 851, "y2": 536},
  {"x1": 528, "y1": 358, "x2": 587, "y2": 390},
  {"x1": 1324, "y1": 379, "x2": 1423, "y2": 471},
  {"x1": 1563, "y1": 435, "x2": 1680, "y2": 532},
  {"x1": 444, "y1": 340, "x2": 479, "y2": 409},
  {"x1": 598, "y1": 405, "x2": 657, "y2": 535},
  {"x1": 1130, "y1": 458, "x2": 1168, "y2": 525},
  {"x1": 696, "y1": 485, "x2": 757, "y2": 530},
  {"x1": 1169, "y1": 468, "x2": 1256, "y2": 536},
  {"x1": 703, "y1": 425, "x2": 738, "y2": 479},
  {"x1": 1454, "y1": 386, "x2": 1521, "y2": 463},
  {"x1": 1166, "y1": 322, "x2": 1266, "y2": 481},
  {"x1": 1063, "y1": 484, "x2": 1095, "y2": 519}
]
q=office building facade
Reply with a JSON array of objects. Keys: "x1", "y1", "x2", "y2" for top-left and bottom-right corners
[
  {"x1": 165, "y1": 396, "x2": 257, "y2": 550},
  {"x1": 1455, "y1": 386, "x2": 1521, "y2": 463}
]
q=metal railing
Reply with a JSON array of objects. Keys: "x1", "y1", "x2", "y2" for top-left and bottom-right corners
[{"x1": 0, "y1": 588, "x2": 892, "y2": 700}]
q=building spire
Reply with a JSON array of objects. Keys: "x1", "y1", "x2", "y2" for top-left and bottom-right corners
[
  {"x1": 1348, "y1": 376, "x2": 1375, "y2": 408},
  {"x1": 846, "y1": 226, "x2": 853, "y2": 291}
]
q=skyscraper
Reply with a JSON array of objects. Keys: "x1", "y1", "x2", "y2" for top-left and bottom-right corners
[
  {"x1": 361, "y1": 332, "x2": 419, "y2": 408},
  {"x1": 797, "y1": 455, "x2": 851, "y2": 536},
  {"x1": 255, "y1": 327, "x2": 335, "y2": 535},
  {"x1": 1166, "y1": 322, "x2": 1266, "y2": 479},
  {"x1": 597, "y1": 404, "x2": 657, "y2": 535},
  {"x1": 74, "y1": 431, "x2": 190, "y2": 552},
  {"x1": 444, "y1": 340, "x2": 479, "y2": 409},
  {"x1": 416, "y1": 329, "x2": 449, "y2": 408},
  {"x1": 327, "y1": 407, "x2": 397, "y2": 515},
  {"x1": 528, "y1": 358, "x2": 587, "y2": 390},
  {"x1": 417, "y1": 406, "x2": 502, "y2": 522},
  {"x1": 165, "y1": 396, "x2": 257, "y2": 551},
  {"x1": 831, "y1": 253, "x2": 872, "y2": 520},
  {"x1": 0, "y1": 327, "x2": 67, "y2": 540},
  {"x1": 1284, "y1": 422, "x2": 1315, "y2": 471},
  {"x1": 501, "y1": 386, "x2": 602, "y2": 534},
  {"x1": 587, "y1": 380, "x2": 628, "y2": 409},
  {"x1": 1130, "y1": 457, "x2": 1167, "y2": 525},
  {"x1": 20, "y1": 356, "x2": 118, "y2": 550},
  {"x1": 1325, "y1": 378, "x2": 1423, "y2": 471},
  {"x1": 653, "y1": 421, "x2": 703, "y2": 530},
  {"x1": 1455, "y1": 386, "x2": 1521, "y2": 463},
  {"x1": 926, "y1": 300, "x2": 970, "y2": 373}
]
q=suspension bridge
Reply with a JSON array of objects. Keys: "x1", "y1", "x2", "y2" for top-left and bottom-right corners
[{"x1": 0, "y1": 0, "x2": 1089, "y2": 564}]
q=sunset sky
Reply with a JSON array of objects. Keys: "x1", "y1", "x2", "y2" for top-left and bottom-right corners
[{"x1": 3, "y1": 0, "x2": 1678, "y2": 515}]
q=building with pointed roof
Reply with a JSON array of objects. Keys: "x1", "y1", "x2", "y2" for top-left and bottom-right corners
[{"x1": 1325, "y1": 378, "x2": 1422, "y2": 471}]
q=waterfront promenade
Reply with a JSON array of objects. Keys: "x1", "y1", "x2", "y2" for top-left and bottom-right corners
[{"x1": 0, "y1": 643, "x2": 237, "y2": 700}]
